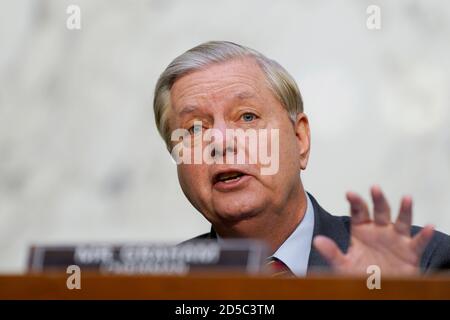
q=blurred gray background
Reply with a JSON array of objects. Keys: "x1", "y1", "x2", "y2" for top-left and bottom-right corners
[{"x1": 1, "y1": 0, "x2": 449, "y2": 272}]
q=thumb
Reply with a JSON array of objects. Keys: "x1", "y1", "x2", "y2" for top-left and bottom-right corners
[{"x1": 313, "y1": 235, "x2": 346, "y2": 268}]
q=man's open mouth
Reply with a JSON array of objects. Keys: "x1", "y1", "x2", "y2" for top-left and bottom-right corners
[{"x1": 213, "y1": 171, "x2": 246, "y2": 184}]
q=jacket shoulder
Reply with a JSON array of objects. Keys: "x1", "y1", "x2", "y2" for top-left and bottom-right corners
[
  {"x1": 412, "y1": 226, "x2": 450, "y2": 271},
  {"x1": 178, "y1": 231, "x2": 215, "y2": 245}
]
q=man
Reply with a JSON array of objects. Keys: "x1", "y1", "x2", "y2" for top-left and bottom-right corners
[{"x1": 153, "y1": 41, "x2": 450, "y2": 276}]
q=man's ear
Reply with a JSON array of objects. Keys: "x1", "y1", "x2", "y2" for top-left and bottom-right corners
[{"x1": 294, "y1": 113, "x2": 311, "y2": 170}]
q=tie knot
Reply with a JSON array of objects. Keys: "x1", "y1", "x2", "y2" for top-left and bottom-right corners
[{"x1": 265, "y1": 257, "x2": 294, "y2": 277}]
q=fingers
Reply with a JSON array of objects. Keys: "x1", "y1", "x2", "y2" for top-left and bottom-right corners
[
  {"x1": 371, "y1": 185, "x2": 391, "y2": 225},
  {"x1": 394, "y1": 196, "x2": 413, "y2": 235},
  {"x1": 313, "y1": 235, "x2": 346, "y2": 267},
  {"x1": 411, "y1": 225, "x2": 435, "y2": 256},
  {"x1": 346, "y1": 192, "x2": 370, "y2": 225}
]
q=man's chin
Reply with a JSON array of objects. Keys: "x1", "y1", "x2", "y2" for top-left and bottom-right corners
[{"x1": 212, "y1": 201, "x2": 264, "y2": 223}]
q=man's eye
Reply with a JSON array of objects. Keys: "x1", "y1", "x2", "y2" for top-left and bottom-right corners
[
  {"x1": 241, "y1": 113, "x2": 257, "y2": 122},
  {"x1": 189, "y1": 124, "x2": 202, "y2": 134}
]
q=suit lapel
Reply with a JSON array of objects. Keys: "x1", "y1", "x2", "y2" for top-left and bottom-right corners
[{"x1": 307, "y1": 193, "x2": 351, "y2": 273}]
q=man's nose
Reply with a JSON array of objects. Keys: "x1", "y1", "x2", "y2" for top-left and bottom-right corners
[{"x1": 208, "y1": 121, "x2": 236, "y2": 159}]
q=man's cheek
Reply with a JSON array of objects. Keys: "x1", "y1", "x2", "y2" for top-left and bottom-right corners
[
  {"x1": 178, "y1": 166, "x2": 195, "y2": 190},
  {"x1": 180, "y1": 166, "x2": 208, "y2": 189}
]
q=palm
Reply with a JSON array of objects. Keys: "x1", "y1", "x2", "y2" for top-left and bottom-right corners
[{"x1": 314, "y1": 186, "x2": 434, "y2": 276}]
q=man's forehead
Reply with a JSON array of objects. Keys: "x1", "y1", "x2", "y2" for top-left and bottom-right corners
[
  {"x1": 176, "y1": 91, "x2": 257, "y2": 116},
  {"x1": 171, "y1": 59, "x2": 267, "y2": 109}
]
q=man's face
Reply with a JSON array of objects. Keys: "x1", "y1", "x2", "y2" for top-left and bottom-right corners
[{"x1": 169, "y1": 58, "x2": 310, "y2": 232}]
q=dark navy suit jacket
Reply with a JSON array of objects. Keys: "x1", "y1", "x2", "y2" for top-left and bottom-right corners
[{"x1": 185, "y1": 193, "x2": 450, "y2": 273}]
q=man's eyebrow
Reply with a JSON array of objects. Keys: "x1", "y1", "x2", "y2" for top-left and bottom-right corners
[
  {"x1": 234, "y1": 91, "x2": 256, "y2": 100},
  {"x1": 178, "y1": 105, "x2": 198, "y2": 116}
]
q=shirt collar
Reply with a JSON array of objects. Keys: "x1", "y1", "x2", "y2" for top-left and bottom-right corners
[{"x1": 271, "y1": 193, "x2": 315, "y2": 276}]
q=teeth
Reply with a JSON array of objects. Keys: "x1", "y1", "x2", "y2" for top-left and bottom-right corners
[
  {"x1": 223, "y1": 176, "x2": 241, "y2": 183},
  {"x1": 217, "y1": 172, "x2": 243, "y2": 182}
]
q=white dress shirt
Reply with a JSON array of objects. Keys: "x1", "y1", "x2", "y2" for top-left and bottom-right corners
[{"x1": 270, "y1": 193, "x2": 315, "y2": 276}]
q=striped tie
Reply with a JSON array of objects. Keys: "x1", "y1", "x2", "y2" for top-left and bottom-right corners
[{"x1": 265, "y1": 257, "x2": 295, "y2": 277}]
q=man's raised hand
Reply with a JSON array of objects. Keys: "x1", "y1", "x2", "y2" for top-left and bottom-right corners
[{"x1": 313, "y1": 186, "x2": 435, "y2": 276}]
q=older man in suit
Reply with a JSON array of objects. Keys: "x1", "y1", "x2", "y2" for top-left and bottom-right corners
[{"x1": 153, "y1": 41, "x2": 450, "y2": 276}]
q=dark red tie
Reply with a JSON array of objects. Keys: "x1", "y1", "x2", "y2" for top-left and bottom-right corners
[{"x1": 265, "y1": 257, "x2": 295, "y2": 277}]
